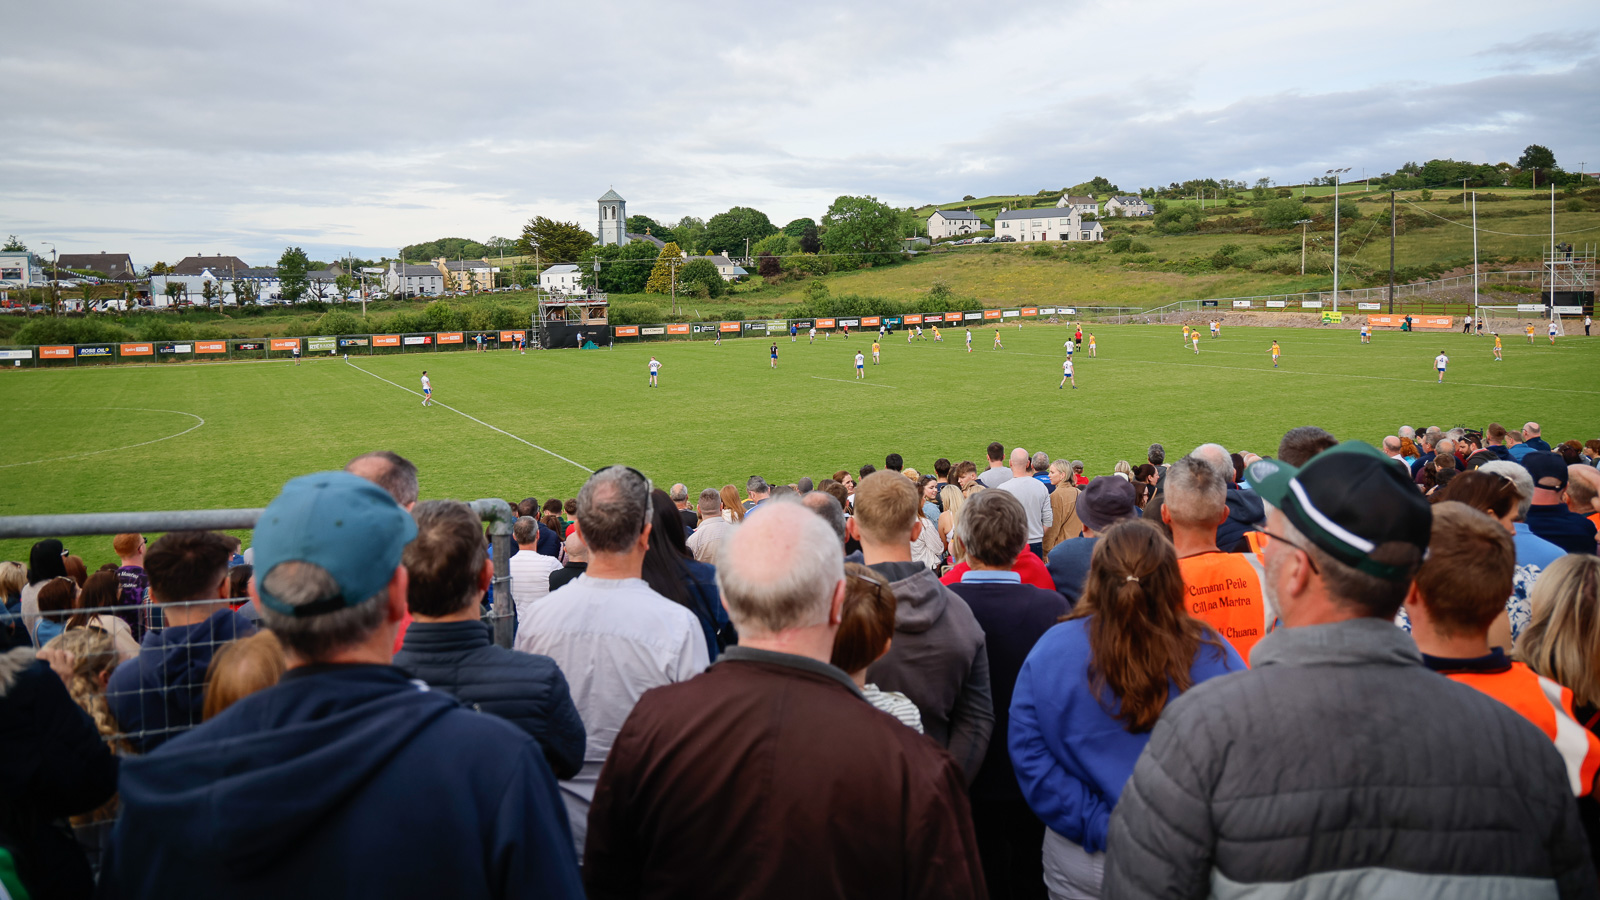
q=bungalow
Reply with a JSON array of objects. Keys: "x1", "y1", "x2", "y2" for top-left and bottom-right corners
[
  {"x1": 1055, "y1": 195, "x2": 1099, "y2": 218},
  {"x1": 539, "y1": 264, "x2": 585, "y2": 294},
  {"x1": 992, "y1": 207, "x2": 1104, "y2": 243},
  {"x1": 928, "y1": 208, "x2": 983, "y2": 240},
  {"x1": 1104, "y1": 195, "x2": 1154, "y2": 217},
  {"x1": 688, "y1": 252, "x2": 748, "y2": 281}
]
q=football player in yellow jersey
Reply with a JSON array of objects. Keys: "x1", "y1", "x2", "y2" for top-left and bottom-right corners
[
  {"x1": 871, "y1": 340, "x2": 881, "y2": 365},
  {"x1": 1525, "y1": 323, "x2": 1535, "y2": 343},
  {"x1": 1087, "y1": 333, "x2": 1096, "y2": 357},
  {"x1": 1269, "y1": 341, "x2": 1281, "y2": 368},
  {"x1": 1182, "y1": 324, "x2": 1192, "y2": 345},
  {"x1": 1493, "y1": 333, "x2": 1502, "y2": 360}
]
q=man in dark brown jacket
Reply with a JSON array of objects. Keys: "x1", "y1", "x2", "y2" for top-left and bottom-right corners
[{"x1": 584, "y1": 501, "x2": 987, "y2": 899}]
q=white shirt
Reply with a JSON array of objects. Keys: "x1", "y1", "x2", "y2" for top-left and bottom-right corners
[
  {"x1": 1064, "y1": 340, "x2": 1075, "y2": 353},
  {"x1": 855, "y1": 353, "x2": 865, "y2": 366},
  {"x1": 997, "y1": 472, "x2": 1053, "y2": 542},
  {"x1": 966, "y1": 330, "x2": 972, "y2": 341},
  {"x1": 1435, "y1": 354, "x2": 1449, "y2": 369},
  {"x1": 649, "y1": 359, "x2": 660, "y2": 373},
  {"x1": 685, "y1": 516, "x2": 733, "y2": 565},
  {"x1": 1550, "y1": 323, "x2": 1558, "y2": 334},
  {"x1": 508, "y1": 546, "x2": 562, "y2": 618},
  {"x1": 1063, "y1": 359, "x2": 1074, "y2": 375},
  {"x1": 515, "y1": 575, "x2": 708, "y2": 854},
  {"x1": 420, "y1": 375, "x2": 430, "y2": 390},
  {"x1": 809, "y1": 327, "x2": 816, "y2": 336}
]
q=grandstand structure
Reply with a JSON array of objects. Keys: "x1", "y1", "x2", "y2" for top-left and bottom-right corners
[
  {"x1": 1542, "y1": 243, "x2": 1596, "y2": 314},
  {"x1": 532, "y1": 290, "x2": 609, "y2": 349}
]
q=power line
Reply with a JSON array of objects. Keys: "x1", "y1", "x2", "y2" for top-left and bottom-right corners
[{"x1": 1397, "y1": 199, "x2": 1600, "y2": 237}]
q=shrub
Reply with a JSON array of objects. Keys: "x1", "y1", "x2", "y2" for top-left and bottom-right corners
[
  {"x1": 421, "y1": 302, "x2": 460, "y2": 331},
  {"x1": 14, "y1": 316, "x2": 132, "y2": 345},
  {"x1": 314, "y1": 309, "x2": 362, "y2": 336},
  {"x1": 1419, "y1": 189, "x2": 1433, "y2": 201},
  {"x1": 1108, "y1": 235, "x2": 1134, "y2": 253},
  {"x1": 1566, "y1": 198, "x2": 1584, "y2": 212}
]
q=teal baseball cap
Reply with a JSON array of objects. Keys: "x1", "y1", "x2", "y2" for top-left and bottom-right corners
[
  {"x1": 253, "y1": 471, "x2": 418, "y2": 617},
  {"x1": 1246, "y1": 440, "x2": 1431, "y2": 581}
]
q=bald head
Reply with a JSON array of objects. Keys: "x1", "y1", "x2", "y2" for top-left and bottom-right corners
[
  {"x1": 563, "y1": 530, "x2": 588, "y2": 562},
  {"x1": 345, "y1": 450, "x2": 418, "y2": 510},
  {"x1": 1568, "y1": 466, "x2": 1600, "y2": 512},
  {"x1": 1524, "y1": 422, "x2": 1541, "y2": 437},
  {"x1": 801, "y1": 491, "x2": 848, "y2": 545},
  {"x1": 716, "y1": 501, "x2": 844, "y2": 638},
  {"x1": 1382, "y1": 436, "x2": 1401, "y2": 455},
  {"x1": 1190, "y1": 443, "x2": 1232, "y2": 482},
  {"x1": 1009, "y1": 447, "x2": 1030, "y2": 475}
]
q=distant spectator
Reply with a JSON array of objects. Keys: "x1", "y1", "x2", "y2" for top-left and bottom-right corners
[
  {"x1": 397, "y1": 500, "x2": 586, "y2": 779},
  {"x1": 743, "y1": 476, "x2": 771, "y2": 511},
  {"x1": 1112, "y1": 460, "x2": 1134, "y2": 481},
  {"x1": 19, "y1": 538, "x2": 68, "y2": 641},
  {"x1": 1569, "y1": 466, "x2": 1600, "y2": 532},
  {"x1": 105, "y1": 530, "x2": 255, "y2": 752},
  {"x1": 832, "y1": 562, "x2": 922, "y2": 731},
  {"x1": 563, "y1": 497, "x2": 578, "y2": 529},
  {"x1": 979, "y1": 441, "x2": 1013, "y2": 488},
  {"x1": 1045, "y1": 476, "x2": 1138, "y2": 605},
  {"x1": 885, "y1": 452, "x2": 904, "y2": 472},
  {"x1": 802, "y1": 491, "x2": 849, "y2": 548},
  {"x1": 344, "y1": 449, "x2": 419, "y2": 509},
  {"x1": 1477, "y1": 462, "x2": 1567, "y2": 644},
  {"x1": 853, "y1": 471, "x2": 994, "y2": 783},
  {"x1": 1042, "y1": 460, "x2": 1083, "y2": 554},
  {"x1": 63, "y1": 555, "x2": 87, "y2": 588},
  {"x1": 1012, "y1": 520, "x2": 1242, "y2": 898},
  {"x1": 641, "y1": 487, "x2": 731, "y2": 660},
  {"x1": 859, "y1": 463, "x2": 877, "y2": 483},
  {"x1": 1523, "y1": 421, "x2": 1551, "y2": 453},
  {"x1": 1190, "y1": 442, "x2": 1266, "y2": 553},
  {"x1": 65, "y1": 570, "x2": 140, "y2": 661},
  {"x1": 998, "y1": 448, "x2": 1053, "y2": 558},
  {"x1": 947, "y1": 489, "x2": 1071, "y2": 898},
  {"x1": 548, "y1": 531, "x2": 589, "y2": 593},
  {"x1": 0, "y1": 640, "x2": 118, "y2": 900},
  {"x1": 509, "y1": 516, "x2": 562, "y2": 619},
  {"x1": 1071, "y1": 460, "x2": 1088, "y2": 486},
  {"x1": 686, "y1": 488, "x2": 732, "y2": 564},
  {"x1": 106, "y1": 471, "x2": 585, "y2": 899},
  {"x1": 796, "y1": 475, "x2": 814, "y2": 494},
  {"x1": 1560, "y1": 440, "x2": 1586, "y2": 467},
  {"x1": 516, "y1": 466, "x2": 708, "y2": 855},
  {"x1": 0, "y1": 560, "x2": 26, "y2": 645},
  {"x1": 1162, "y1": 456, "x2": 1269, "y2": 661},
  {"x1": 201, "y1": 631, "x2": 285, "y2": 721},
  {"x1": 1277, "y1": 425, "x2": 1337, "y2": 466},
  {"x1": 226, "y1": 564, "x2": 254, "y2": 609},
  {"x1": 1132, "y1": 463, "x2": 1158, "y2": 508},
  {"x1": 1524, "y1": 452, "x2": 1599, "y2": 555},
  {"x1": 40, "y1": 626, "x2": 129, "y2": 873},
  {"x1": 33, "y1": 577, "x2": 77, "y2": 648},
  {"x1": 584, "y1": 501, "x2": 986, "y2": 899},
  {"x1": 669, "y1": 483, "x2": 699, "y2": 534},
  {"x1": 112, "y1": 532, "x2": 149, "y2": 636},
  {"x1": 1147, "y1": 443, "x2": 1167, "y2": 475},
  {"x1": 719, "y1": 485, "x2": 746, "y2": 523}
]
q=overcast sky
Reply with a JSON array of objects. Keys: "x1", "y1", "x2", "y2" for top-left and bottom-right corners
[{"x1": 3, "y1": 0, "x2": 1596, "y2": 267}]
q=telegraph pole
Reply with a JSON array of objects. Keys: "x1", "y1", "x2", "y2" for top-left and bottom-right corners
[{"x1": 1295, "y1": 219, "x2": 1312, "y2": 275}]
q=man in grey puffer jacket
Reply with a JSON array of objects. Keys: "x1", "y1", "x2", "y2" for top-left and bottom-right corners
[
  {"x1": 851, "y1": 472, "x2": 993, "y2": 783},
  {"x1": 1105, "y1": 441, "x2": 1596, "y2": 899}
]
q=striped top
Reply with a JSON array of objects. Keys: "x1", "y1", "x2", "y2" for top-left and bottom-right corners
[{"x1": 862, "y1": 684, "x2": 924, "y2": 733}]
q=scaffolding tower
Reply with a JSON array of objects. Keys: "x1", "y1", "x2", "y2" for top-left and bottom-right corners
[
  {"x1": 531, "y1": 290, "x2": 609, "y2": 349},
  {"x1": 1542, "y1": 243, "x2": 1596, "y2": 315}
]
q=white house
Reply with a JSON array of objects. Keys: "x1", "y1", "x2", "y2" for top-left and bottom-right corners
[
  {"x1": 928, "y1": 208, "x2": 983, "y2": 239},
  {"x1": 1105, "y1": 195, "x2": 1154, "y2": 217},
  {"x1": 993, "y1": 207, "x2": 1104, "y2": 243},
  {"x1": 384, "y1": 263, "x2": 445, "y2": 298},
  {"x1": 1056, "y1": 194, "x2": 1099, "y2": 217},
  {"x1": 539, "y1": 264, "x2": 585, "y2": 294},
  {"x1": 687, "y1": 253, "x2": 748, "y2": 281}
]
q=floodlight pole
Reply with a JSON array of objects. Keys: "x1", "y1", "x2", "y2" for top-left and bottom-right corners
[
  {"x1": 1327, "y1": 167, "x2": 1351, "y2": 311},
  {"x1": 1388, "y1": 191, "x2": 1396, "y2": 314}
]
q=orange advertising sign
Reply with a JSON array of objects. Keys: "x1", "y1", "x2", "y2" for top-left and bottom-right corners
[
  {"x1": 815, "y1": 318, "x2": 836, "y2": 329},
  {"x1": 719, "y1": 321, "x2": 740, "y2": 333},
  {"x1": 120, "y1": 343, "x2": 154, "y2": 356},
  {"x1": 499, "y1": 331, "x2": 523, "y2": 342},
  {"x1": 373, "y1": 335, "x2": 401, "y2": 347},
  {"x1": 40, "y1": 346, "x2": 73, "y2": 359},
  {"x1": 270, "y1": 339, "x2": 300, "y2": 351},
  {"x1": 195, "y1": 341, "x2": 226, "y2": 354},
  {"x1": 436, "y1": 332, "x2": 464, "y2": 344},
  {"x1": 1021, "y1": 307, "x2": 1039, "y2": 317},
  {"x1": 667, "y1": 324, "x2": 690, "y2": 334},
  {"x1": 983, "y1": 309, "x2": 1002, "y2": 319},
  {"x1": 903, "y1": 314, "x2": 923, "y2": 325},
  {"x1": 615, "y1": 326, "x2": 639, "y2": 337},
  {"x1": 861, "y1": 316, "x2": 881, "y2": 327}
]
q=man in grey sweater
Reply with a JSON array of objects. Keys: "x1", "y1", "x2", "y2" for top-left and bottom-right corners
[
  {"x1": 851, "y1": 472, "x2": 993, "y2": 784},
  {"x1": 997, "y1": 447, "x2": 1052, "y2": 558},
  {"x1": 1104, "y1": 442, "x2": 1595, "y2": 899}
]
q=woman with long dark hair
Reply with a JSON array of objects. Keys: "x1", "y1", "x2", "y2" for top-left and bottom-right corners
[
  {"x1": 20, "y1": 539, "x2": 68, "y2": 641},
  {"x1": 642, "y1": 488, "x2": 733, "y2": 659},
  {"x1": 65, "y1": 570, "x2": 141, "y2": 661},
  {"x1": 1010, "y1": 519, "x2": 1244, "y2": 898}
]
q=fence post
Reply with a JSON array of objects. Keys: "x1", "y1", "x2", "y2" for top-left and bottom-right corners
[{"x1": 471, "y1": 498, "x2": 516, "y2": 648}]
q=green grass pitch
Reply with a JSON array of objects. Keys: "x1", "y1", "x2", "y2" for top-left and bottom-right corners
[{"x1": 4, "y1": 323, "x2": 1596, "y2": 564}]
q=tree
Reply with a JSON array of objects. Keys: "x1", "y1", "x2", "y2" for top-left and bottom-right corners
[
  {"x1": 164, "y1": 281, "x2": 184, "y2": 304},
  {"x1": 149, "y1": 261, "x2": 173, "y2": 275},
  {"x1": 519, "y1": 216, "x2": 595, "y2": 263},
  {"x1": 626, "y1": 215, "x2": 675, "y2": 245},
  {"x1": 402, "y1": 237, "x2": 488, "y2": 261},
  {"x1": 757, "y1": 252, "x2": 780, "y2": 278},
  {"x1": 277, "y1": 247, "x2": 310, "y2": 304},
  {"x1": 335, "y1": 273, "x2": 355, "y2": 301},
  {"x1": 200, "y1": 280, "x2": 218, "y2": 306},
  {"x1": 483, "y1": 236, "x2": 518, "y2": 256},
  {"x1": 821, "y1": 195, "x2": 901, "y2": 260},
  {"x1": 677, "y1": 259, "x2": 726, "y2": 298},
  {"x1": 233, "y1": 278, "x2": 257, "y2": 306},
  {"x1": 799, "y1": 222, "x2": 821, "y2": 254},
  {"x1": 671, "y1": 216, "x2": 706, "y2": 254},
  {"x1": 2, "y1": 235, "x2": 25, "y2": 252},
  {"x1": 1258, "y1": 198, "x2": 1310, "y2": 228},
  {"x1": 702, "y1": 207, "x2": 776, "y2": 259},
  {"x1": 782, "y1": 218, "x2": 816, "y2": 238},
  {"x1": 644, "y1": 242, "x2": 683, "y2": 295},
  {"x1": 1517, "y1": 145, "x2": 1557, "y2": 173},
  {"x1": 581, "y1": 241, "x2": 661, "y2": 294}
]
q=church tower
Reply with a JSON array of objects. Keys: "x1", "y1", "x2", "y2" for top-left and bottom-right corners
[{"x1": 598, "y1": 188, "x2": 628, "y2": 246}]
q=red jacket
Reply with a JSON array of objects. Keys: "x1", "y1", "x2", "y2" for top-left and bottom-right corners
[{"x1": 942, "y1": 549, "x2": 1056, "y2": 592}]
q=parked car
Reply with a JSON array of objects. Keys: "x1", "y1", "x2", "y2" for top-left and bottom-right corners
[{"x1": 998, "y1": 235, "x2": 1016, "y2": 242}]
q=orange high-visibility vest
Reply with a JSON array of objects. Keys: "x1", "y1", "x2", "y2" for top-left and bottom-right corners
[
  {"x1": 1243, "y1": 530, "x2": 1269, "y2": 563},
  {"x1": 1446, "y1": 662, "x2": 1600, "y2": 797},
  {"x1": 1177, "y1": 552, "x2": 1269, "y2": 663}
]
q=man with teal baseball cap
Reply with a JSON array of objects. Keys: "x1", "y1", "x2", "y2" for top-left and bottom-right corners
[
  {"x1": 104, "y1": 471, "x2": 585, "y2": 899},
  {"x1": 1103, "y1": 441, "x2": 1595, "y2": 898}
]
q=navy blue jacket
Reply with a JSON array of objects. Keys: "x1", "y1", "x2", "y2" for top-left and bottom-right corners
[
  {"x1": 1045, "y1": 537, "x2": 1098, "y2": 606},
  {"x1": 103, "y1": 664, "x2": 583, "y2": 900},
  {"x1": 105, "y1": 607, "x2": 255, "y2": 753},
  {"x1": 681, "y1": 558, "x2": 733, "y2": 660},
  {"x1": 394, "y1": 620, "x2": 586, "y2": 779},
  {"x1": 1217, "y1": 487, "x2": 1266, "y2": 553},
  {"x1": 536, "y1": 523, "x2": 562, "y2": 558},
  {"x1": 0, "y1": 648, "x2": 118, "y2": 900}
]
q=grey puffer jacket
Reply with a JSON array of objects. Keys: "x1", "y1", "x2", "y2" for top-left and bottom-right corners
[{"x1": 1103, "y1": 617, "x2": 1596, "y2": 900}]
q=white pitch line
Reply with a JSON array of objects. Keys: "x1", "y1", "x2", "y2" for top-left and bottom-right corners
[
  {"x1": 811, "y1": 375, "x2": 898, "y2": 389},
  {"x1": 346, "y1": 361, "x2": 594, "y2": 473},
  {"x1": 0, "y1": 407, "x2": 205, "y2": 468}
]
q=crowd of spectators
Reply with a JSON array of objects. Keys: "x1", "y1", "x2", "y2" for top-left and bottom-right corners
[{"x1": 1, "y1": 419, "x2": 1599, "y2": 899}]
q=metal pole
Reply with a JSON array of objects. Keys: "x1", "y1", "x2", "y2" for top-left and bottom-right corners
[
  {"x1": 1472, "y1": 192, "x2": 1480, "y2": 323},
  {"x1": 471, "y1": 498, "x2": 516, "y2": 648},
  {"x1": 1333, "y1": 174, "x2": 1340, "y2": 311},
  {"x1": 1389, "y1": 191, "x2": 1396, "y2": 313},
  {"x1": 0, "y1": 508, "x2": 264, "y2": 540}
]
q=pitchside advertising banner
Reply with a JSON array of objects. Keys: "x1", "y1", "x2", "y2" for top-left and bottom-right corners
[
  {"x1": 1369, "y1": 315, "x2": 1454, "y2": 329},
  {"x1": 1233, "y1": 301, "x2": 1253, "y2": 308},
  {"x1": 339, "y1": 338, "x2": 369, "y2": 348},
  {"x1": 667, "y1": 324, "x2": 691, "y2": 334},
  {"x1": 0, "y1": 349, "x2": 31, "y2": 360},
  {"x1": 157, "y1": 343, "x2": 193, "y2": 354},
  {"x1": 903, "y1": 314, "x2": 923, "y2": 324},
  {"x1": 437, "y1": 332, "x2": 463, "y2": 344},
  {"x1": 1201, "y1": 300, "x2": 1218, "y2": 307},
  {"x1": 861, "y1": 317, "x2": 881, "y2": 327},
  {"x1": 307, "y1": 337, "x2": 337, "y2": 351},
  {"x1": 1554, "y1": 305, "x2": 1583, "y2": 314},
  {"x1": 1357, "y1": 303, "x2": 1382, "y2": 311},
  {"x1": 719, "y1": 322, "x2": 740, "y2": 332},
  {"x1": 196, "y1": 341, "x2": 226, "y2": 354},
  {"x1": 742, "y1": 322, "x2": 766, "y2": 332},
  {"x1": 814, "y1": 318, "x2": 836, "y2": 329},
  {"x1": 614, "y1": 326, "x2": 640, "y2": 337},
  {"x1": 640, "y1": 327, "x2": 665, "y2": 336},
  {"x1": 1518, "y1": 304, "x2": 1546, "y2": 313},
  {"x1": 234, "y1": 342, "x2": 264, "y2": 351},
  {"x1": 965, "y1": 312, "x2": 984, "y2": 320},
  {"x1": 403, "y1": 336, "x2": 431, "y2": 345},
  {"x1": 1321, "y1": 311, "x2": 1344, "y2": 324},
  {"x1": 1301, "y1": 300, "x2": 1323, "y2": 309},
  {"x1": 1266, "y1": 301, "x2": 1287, "y2": 308},
  {"x1": 499, "y1": 331, "x2": 524, "y2": 342},
  {"x1": 79, "y1": 345, "x2": 114, "y2": 357},
  {"x1": 1021, "y1": 308, "x2": 1038, "y2": 317},
  {"x1": 40, "y1": 346, "x2": 73, "y2": 358},
  {"x1": 120, "y1": 343, "x2": 154, "y2": 356},
  {"x1": 374, "y1": 335, "x2": 401, "y2": 347},
  {"x1": 270, "y1": 339, "x2": 300, "y2": 351}
]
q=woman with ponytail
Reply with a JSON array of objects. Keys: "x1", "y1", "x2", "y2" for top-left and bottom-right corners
[{"x1": 1009, "y1": 519, "x2": 1244, "y2": 899}]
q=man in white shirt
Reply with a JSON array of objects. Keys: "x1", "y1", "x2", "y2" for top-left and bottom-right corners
[
  {"x1": 685, "y1": 488, "x2": 732, "y2": 565},
  {"x1": 508, "y1": 515, "x2": 562, "y2": 622},
  {"x1": 1435, "y1": 351, "x2": 1449, "y2": 384},
  {"x1": 996, "y1": 447, "x2": 1053, "y2": 558},
  {"x1": 515, "y1": 466, "x2": 708, "y2": 855}
]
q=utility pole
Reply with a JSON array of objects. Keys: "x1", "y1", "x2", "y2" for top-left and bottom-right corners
[
  {"x1": 1295, "y1": 219, "x2": 1312, "y2": 275},
  {"x1": 1472, "y1": 192, "x2": 1480, "y2": 322},
  {"x1": 1388, "y1": 190, "x2": 1396, "y2": 313},
  {"x1": 1327, "y1": 167, "x2": 1351, "y2": 310},
  {"x1": 1463, "y1": 179, "x2": 1468, "y2": 210}
]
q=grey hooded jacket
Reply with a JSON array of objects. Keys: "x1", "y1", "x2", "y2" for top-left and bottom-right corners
[
  {"x1": 1103, "y1": 617, "x2": 1596, "y2": 900},
  {"x1": 864, "y1": 561, "x2": 994, "y2": 783}
]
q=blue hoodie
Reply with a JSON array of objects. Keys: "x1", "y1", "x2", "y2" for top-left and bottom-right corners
[
  {"x1": 102, "y1": 664, "x2": 583, "y2": 900},
  {"x1": 105, "y1": 606, "x2": 255, "y2": 752},
  {"x1": 1009, "y1": 616, "x2": 1243, "y2": 853}
]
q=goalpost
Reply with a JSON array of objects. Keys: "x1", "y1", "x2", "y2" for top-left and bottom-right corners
[{"x1": 1478, "y1": 305, "x2": 1559, "y2": 339}]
